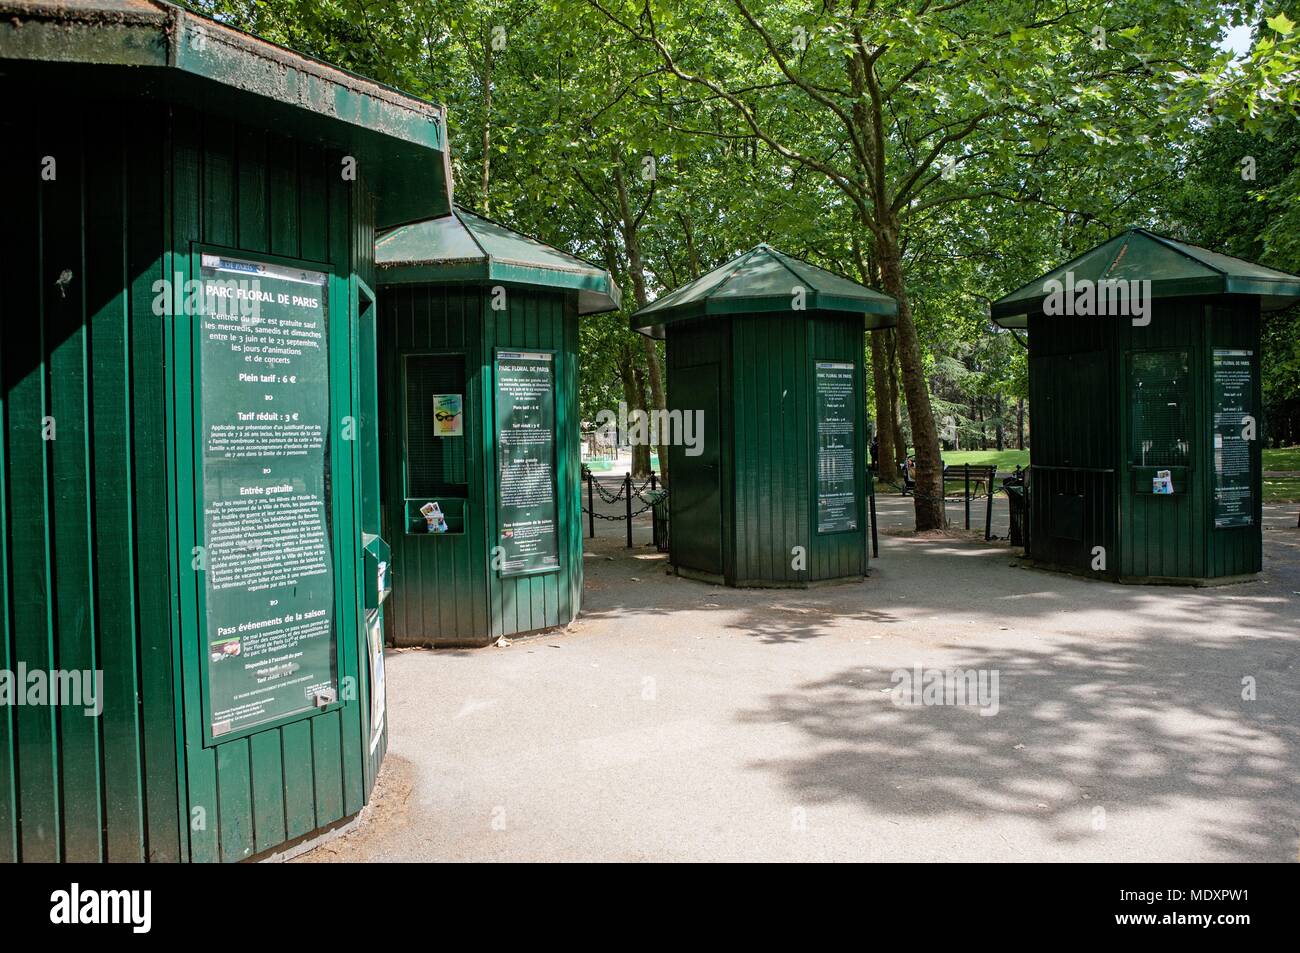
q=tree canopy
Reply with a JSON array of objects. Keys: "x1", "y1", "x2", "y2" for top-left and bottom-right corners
[{"x1": 187, "y1": 0, "x2": 1300, "y2": 501}]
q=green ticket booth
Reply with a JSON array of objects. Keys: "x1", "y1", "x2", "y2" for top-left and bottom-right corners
[
  {"x1": 991, "y1": 228, "x2": 1300, "y2": 584},
  {"x1": 632, "y1": 244, "x2": 897, "y2": 587},
  {"x1": 0, "y1": 0, "x2": 450, "y2": 861},
  {"x1": 374, "y1": 206, "x2": 620, "y2": 646}
]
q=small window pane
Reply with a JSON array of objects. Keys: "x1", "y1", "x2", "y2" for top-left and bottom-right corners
[
  {"x1": 405, "y1": 354, "x2": 467, "y2": 497},
  {"x1": 1130, "y1": 350, "x2": 1191, "y2": 467}
]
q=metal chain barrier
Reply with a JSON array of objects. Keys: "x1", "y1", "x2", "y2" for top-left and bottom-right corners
[{"x1": 580, "y1": 469, "x2": 668, "y2": 547}]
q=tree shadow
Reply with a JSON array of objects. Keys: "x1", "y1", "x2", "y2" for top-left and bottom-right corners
[{"x1": 737, "y1": 626, "x2": 1300, "y2": 859}]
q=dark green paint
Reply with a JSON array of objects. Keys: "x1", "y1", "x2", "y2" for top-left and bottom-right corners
[
  {"x1": 633, "y1": 244, "x2": 897, "y2": 338},
  {"x1": 663, "y1": 312, "x2": 874, "y2": 587},
  {"x1": 0, "y1": 6, "x2": 421, "y2": 858},
  {"x1": 376, "y1": 285, "x2": 584, "y2": 645},
  {"x1": 376, "y1": 207, "x2": 620, "y2": 314},
  {"x1": 639, "y1": 245, "x2": 896, "y2": 589},
  {"x1": 1020, "y1": 298, "x2": 1264, "y2": 584},
  {"x1": 992, "y1": 228, "x2": 1300, "y2": 326}
]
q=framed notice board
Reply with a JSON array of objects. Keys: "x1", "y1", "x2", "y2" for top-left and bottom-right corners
[
  {"x1": 1211, "y1": 348, "x2": 1254, "y2": 528},
  {"x1": 814, "y1": 361, "x2": 859, "y2": 534},
  {"x1": 494, "y1": 349, "x2": 560, "y2": 576},
  {"x1": 194, "y1": 247, "x2": 340, "y2": 744}
]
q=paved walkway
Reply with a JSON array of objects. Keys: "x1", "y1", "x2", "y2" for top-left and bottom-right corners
[{"x1": 303, "y1": 495, "x2": 1300, "y2": 862}]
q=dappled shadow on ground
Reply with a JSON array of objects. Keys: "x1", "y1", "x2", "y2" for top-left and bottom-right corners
[
  {"x1": 576, "y1": 523, "x2": 1299, "y2": 858},
  {"x1": 737, "y1": 627, "x2": 1300, "y2": 860}
]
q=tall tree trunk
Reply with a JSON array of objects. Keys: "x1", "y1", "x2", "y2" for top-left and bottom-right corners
[
  {"x1": 617, "y1": 344, "x2": 652, "y2": 478},
  {"x1": 480, "y1": 30, "x2": 493, "y2": 212},
  {"x1": 631, "y1": 365, "x2": 652, "y2": 477},
  {"x1": 876, "y1": 230, "x2": 945, "y2": 530},
  {"x1": 886, "y1": 330, "x2": 906, "y2": 466},
  {"x1": 853, "y1": 238, "x2": 898, "y2": 485},
  {"x1": 869, "y1": 329, "x2": 897, "y2": 483},
  {"x1": 612, "y1": 153, "x2": 667, "y2": 482},
  {"x1": 1017, "y1": 399, "x2": 1024, "y2": 451}
]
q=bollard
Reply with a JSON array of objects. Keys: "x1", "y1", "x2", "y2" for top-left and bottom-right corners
[
  {"x1": 867, "y1": 466, "x2": 879, "y2": 559},
  {"x1": 588, "y1": 471, "x2": 596, "y2": 539},
  {"x1": 964, "y1": 463, "x2": 971, "y2": 530},
  {"x1": 650, "y1": 470, "x2": 657, "y2": 491},
  {"x1": 625, "y1": 472, "x2": 633, "y2": 548},
  {"x1": 984, "y1": 465, "x2": 996, "y2": 541}
]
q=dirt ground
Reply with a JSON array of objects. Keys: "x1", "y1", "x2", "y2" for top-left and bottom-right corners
[{"x1": 301, "y1": 493, "x2": 1300, "y2": 862}]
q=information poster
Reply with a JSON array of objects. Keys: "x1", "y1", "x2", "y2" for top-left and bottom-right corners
[
  {"x1": 433, "y1": 393, "x2": 463, "y2": 436},
  {"x1": 815, "y1": 361, "x2": 858, "y2": 533},
  {"x1": 494, "y1": 351, "x2": 559, "y2": 575},
  {"x1": 1212, "y1": 348, "x2": 1254, "y2": 528},
  {"x1": 199, "y1": 253, "x2": 336, "y2": 738}
]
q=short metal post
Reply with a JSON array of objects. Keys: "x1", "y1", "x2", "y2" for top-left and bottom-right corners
[
  {"x1": 588, "y1": 471, "x2": 595, "y2": 539},
  {"x1": 964, "y1": 463, "x2": 971, "y2": 530},
  {"x1": 650, "y1": 471, "x2": 657, "y2": 491},
  {"x1": 868, "y1": 467, "x2": 879, "y2": 559},
  {"x1": 985, "y1": 465, "x2": 995, "y2": 541},
  {"x1": 625, "y1": 473, "x2": 633, "y2": 548}
]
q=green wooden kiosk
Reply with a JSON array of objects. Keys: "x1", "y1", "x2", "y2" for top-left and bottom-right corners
[
  {"x1": 0, "y1": 0, "x2": 450, "y2": 861},
  {"x1": 992, "y1": 228, "x2": 1300, "y2": 584},
  {"x1": 633, "y1": 244, "x2": 897, "y2": 587},
  {"x1": 375, "y1": 206, "x2": 620, "y2": 646}
]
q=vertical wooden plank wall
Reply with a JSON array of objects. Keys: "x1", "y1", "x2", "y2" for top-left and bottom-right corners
[
  {"x1": 1024, "y1": 313, "x2": 1119, "y2": 575},
  {"x1": 1117, "y1": 299, "x2": 1203, "y2": 581},
  {"x1": 379, "y1": 285, "x2": 491, "y2": 646},
  {"x1": 166, "y1": 111, "x2": 373, "y2": 862},
  {"x1": 377, "y1": 284, "x2": 583, "y2": 645},
  {"x1": 729, "y1": 312, "x2": 866, "y2": 586},
  {"x1": 0, "y1": 105, "x2": 181, "y2": 861}
]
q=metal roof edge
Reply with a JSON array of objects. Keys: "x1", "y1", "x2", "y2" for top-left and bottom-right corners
[{"x1": 1, "y1": 0, "x2": 446, "y2": 154}]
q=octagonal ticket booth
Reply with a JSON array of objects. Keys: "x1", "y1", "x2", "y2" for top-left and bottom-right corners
[
  {"x1": 632, "y1": 244, "x2": 897, "y2": 587},
  {"x1": 375, "y1": 206, "x2": 620, "y2": 646},
  {"x1": 992, "y1": 227, "x2": 1300, "y2": 584},
  {"x1": 0, "y1": 0, "x2": 449, "y2": 861}
]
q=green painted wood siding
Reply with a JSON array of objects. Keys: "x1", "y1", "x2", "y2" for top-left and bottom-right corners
[
  {"x1": 1026, "y1": 297, "x2": 1262, "y2": 582},
  {"x1": 666, "y1": 312, "x2": 868, "y2": 587},
  {"x1": 0, "y1": 100, "x2": 385, "y2": 862},
  {"x1": 378, "y1": 284, "x2": 583, "y2": 646},
  {"x1": 0, "y1": 108, "x2": 181, "y2": 862},
  {"x1": 169, "y1": 110, "x2": 377, "y2": 861}
]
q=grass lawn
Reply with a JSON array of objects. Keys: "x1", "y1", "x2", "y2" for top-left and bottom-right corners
[
  {"x1": 919, "y1": 446, "x2": 1298, "y2": 474},
  {"x1": 937, "y1": 449, "x2": 1029, "y2": 470},
  {"x1": 1262, "y1": 446, "x2": 1300, "y2": 472},
  {"x1": 1263, "y1": 476, "x2": 1300, "y2": 503}
]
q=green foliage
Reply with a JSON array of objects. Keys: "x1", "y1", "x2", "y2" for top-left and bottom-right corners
[{"x1": 180, "y1": 0, "x2": 1296, "y2": 455}]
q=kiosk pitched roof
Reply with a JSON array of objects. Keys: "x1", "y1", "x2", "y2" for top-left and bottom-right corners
[
  {"x1": 631, "y1": 244, "x2": 898, "y2": 338},
  {"x1": 0, "y1": 0, "x2": 451, "y2": 225},
  {"x1": 991, "y1": 228, "x2": 1300, "y2": 328},
  {"x1": 375, "y1": 206, "x2": 622, "y2": 315}
]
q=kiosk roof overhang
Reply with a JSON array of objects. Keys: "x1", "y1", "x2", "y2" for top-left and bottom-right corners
[
  {"x1": 631, "y1": 244, "x2": 899, "y2": 339},
  {"x1": 991, "y1": 227, "x2": 1300, "y2": 329},
  {"x1": 375, "y1": 206, "x2": 622, "y2": 315},
  {"x1": 0, "y1": 0, "x2": 451, "y2": 226}
]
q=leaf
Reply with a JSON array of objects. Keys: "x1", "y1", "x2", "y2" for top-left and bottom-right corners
[{"x1": 1266, "y1": 13, "x2": 1296, "y2": 36}]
